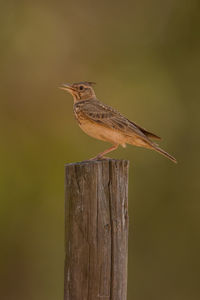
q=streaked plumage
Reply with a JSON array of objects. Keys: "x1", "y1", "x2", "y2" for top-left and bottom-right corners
[{"x1": 60, "y1": 81, "x2": 177, "y2": 163}]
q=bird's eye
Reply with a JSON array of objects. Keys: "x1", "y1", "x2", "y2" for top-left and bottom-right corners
[{"x1": 79, "y1": 86, "x2": 84, "y2": 91}]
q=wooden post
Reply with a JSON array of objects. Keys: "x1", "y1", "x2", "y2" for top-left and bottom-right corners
[{"x1": 64, "y1": 159, "x2": 129, "y2": 300}]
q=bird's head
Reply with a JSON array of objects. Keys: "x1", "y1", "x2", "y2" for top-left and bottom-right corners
[{"x1": 60, "y1": 81, "x2": 96, "y2": 102}]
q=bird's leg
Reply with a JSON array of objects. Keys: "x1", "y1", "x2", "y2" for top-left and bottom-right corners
[{"x1": 89, "y1": 144, "x2": 119, "y2": 161}]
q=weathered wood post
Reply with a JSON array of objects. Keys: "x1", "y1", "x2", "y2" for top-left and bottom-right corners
[{"x1": 64, "y1": 159, "x2": 129, "y2": 300}]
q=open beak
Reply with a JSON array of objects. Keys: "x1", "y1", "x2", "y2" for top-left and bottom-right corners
[{"x1": 59, "y1": 84, "x2": 75, "y2": 94}]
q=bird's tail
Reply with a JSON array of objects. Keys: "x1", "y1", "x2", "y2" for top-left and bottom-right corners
[{"x1": 152, "y1": 145, "x2": 177, "y2": 163}]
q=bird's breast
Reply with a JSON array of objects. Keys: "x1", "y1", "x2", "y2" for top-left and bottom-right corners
[
  {"x1": 73, "y1": 105, "x2": 84, "y2": 124},
  {"x1": 78, "y1": 118, "x2": 127, "y2": 147},
  {"x1": 73, "y1": 101, "x2": 128, "y2": 146}
]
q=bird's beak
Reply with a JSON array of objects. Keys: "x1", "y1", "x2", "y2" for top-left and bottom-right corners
[{"x1": 59, "y1": 84, "x2": 75, "y2": 94}]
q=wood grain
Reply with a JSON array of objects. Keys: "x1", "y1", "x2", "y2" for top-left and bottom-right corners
[{"x1": 64, "y1": 159, "x2": 129, "y2": 300}]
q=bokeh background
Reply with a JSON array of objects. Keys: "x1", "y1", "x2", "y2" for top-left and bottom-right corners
[{"x1": 0, "y1": 0, "x2": 200, "y2": 299}]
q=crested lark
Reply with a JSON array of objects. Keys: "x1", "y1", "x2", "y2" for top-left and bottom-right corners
[{"x1": 60, "y1": 81, "x2": 177, "y2": 163}]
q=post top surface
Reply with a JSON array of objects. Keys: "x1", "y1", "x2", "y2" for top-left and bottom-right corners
[{"x1": 65, "y1": 158, "x2": 129, "y2": 167}]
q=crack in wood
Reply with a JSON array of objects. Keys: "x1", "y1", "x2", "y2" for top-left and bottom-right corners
[{"x1": 64, "y1": 159, "x2": 129, "y2": 300}]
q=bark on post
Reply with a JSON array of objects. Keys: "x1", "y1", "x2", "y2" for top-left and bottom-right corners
[{"x1": 64, "y1": 159, "x2": 129, "y2": 300}]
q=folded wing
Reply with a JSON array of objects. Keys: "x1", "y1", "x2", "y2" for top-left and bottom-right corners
[{"x1": 76, "y1": 99, "x2": 160, "y2": 142}]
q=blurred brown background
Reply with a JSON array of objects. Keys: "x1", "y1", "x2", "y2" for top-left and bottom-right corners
[{"x1": 0, "y1": 0, "x2": 200, "y2": 299}]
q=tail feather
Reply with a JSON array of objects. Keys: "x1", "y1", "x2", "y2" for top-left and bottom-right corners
[{"x1": 153, "y1": 145, "x2": 177, "y2": 163}]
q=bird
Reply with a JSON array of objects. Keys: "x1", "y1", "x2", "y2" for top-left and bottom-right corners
[{"x1": 60, "y1": 81, "x2": 177, "y2": 163}]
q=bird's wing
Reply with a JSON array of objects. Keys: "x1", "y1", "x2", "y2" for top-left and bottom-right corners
[
  {"x1": 128, "y1": 120, "x2": 161, "y2": 140},
  {"x1": 76, "y1": 100, "x2": 159, "y2": 141}
]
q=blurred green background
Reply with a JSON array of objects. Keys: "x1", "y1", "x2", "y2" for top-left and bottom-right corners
[{"x1": 0, "y1": 0, "x2": 200, "y2": 299}]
